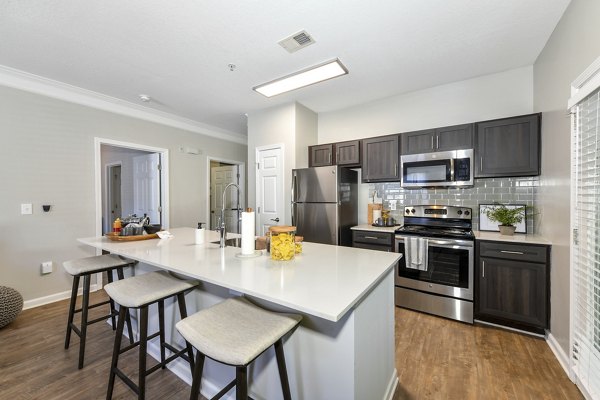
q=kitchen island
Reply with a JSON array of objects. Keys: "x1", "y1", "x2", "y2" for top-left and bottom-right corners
[{"x1": 79, "y1": 227, "x2": 400, "y2": 400}]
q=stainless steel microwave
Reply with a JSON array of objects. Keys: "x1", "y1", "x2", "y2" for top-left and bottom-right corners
[{"x1": 400, "y1": 149, "x2": 473, "y2": 188}]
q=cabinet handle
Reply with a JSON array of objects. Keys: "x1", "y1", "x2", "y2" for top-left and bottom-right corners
[
  {"x1": 431, "y1": 136, "x2": 434, "y2": 150},
  {"x1": 436, "y1": 135, "x2": 439, "y2": 149},
  {"x1": 480, "y1": 157, "x2": 483, "y2": 171},
  {"x1": 500, "y1": 250, "x2": 524, "y2": 255},
  {"x1": 395, "y1": 163, "x2": 398, "y2": 177},
  {"x1": 329, "y1": 153, "x2": 331, "y2": 164},
  {"x1": 364, "y1": 236, "x2": 379, "y2": 240},
  {"x1": 482, "y1": 260, "x2": 485, "y2": 278}
]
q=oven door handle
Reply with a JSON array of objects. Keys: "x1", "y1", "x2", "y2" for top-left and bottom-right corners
[{"x1": 395, "y1": 237, "x2": 473, "y2": 248}]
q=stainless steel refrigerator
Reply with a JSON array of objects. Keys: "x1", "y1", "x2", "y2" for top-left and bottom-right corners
[{"x1": 291, "y1": 166, "x2": 358, "y2": 246}]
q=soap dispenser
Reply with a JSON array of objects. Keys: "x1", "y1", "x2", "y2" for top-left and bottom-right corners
[{"x1": 195, "y1": 222, "x2": 205, "y2": 244}]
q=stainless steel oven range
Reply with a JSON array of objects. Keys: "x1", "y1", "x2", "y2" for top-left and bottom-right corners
[{"x1": 394, "y1": 205, "x2": 474, "y2": 323}]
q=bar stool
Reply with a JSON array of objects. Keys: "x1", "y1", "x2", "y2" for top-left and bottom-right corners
[
  {"x1": 176, "y1": 296, "x2": 302, "y2": 400},
  {"x1": 105, "y1": 270, "x2": 198, "y2": 400},
  {"x1": 63, "y1": 254, "x2": 137, "y2": 369}
]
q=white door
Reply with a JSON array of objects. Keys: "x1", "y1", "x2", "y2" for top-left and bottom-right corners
[
  {"x1": 133, "y1": 153, "x2": 161, "y2": 224},
  {"x1": 256, "y1": 146, "x2": 283, "y2": 235},
  {"x1": 210, "y1": 165, "x2": 241, "y2": 233}
]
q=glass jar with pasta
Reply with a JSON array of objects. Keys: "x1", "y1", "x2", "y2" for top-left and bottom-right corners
[{"x1": 269, "y1": 226, "x2": 296, "y2": 261}]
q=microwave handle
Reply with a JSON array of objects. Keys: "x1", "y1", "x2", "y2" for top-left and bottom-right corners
[{"x1": 449, "y1": 158, "x2": 455, "y2": 181}]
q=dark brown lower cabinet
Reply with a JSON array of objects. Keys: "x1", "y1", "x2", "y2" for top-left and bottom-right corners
[
  {"x1": 352, "y1": 230, "x2": 393, "y2": 252},
  {"x1": 476, "y1": 241, "x2": 550, "y2": 334}
]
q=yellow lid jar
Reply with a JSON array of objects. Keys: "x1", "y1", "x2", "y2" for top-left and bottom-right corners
[{"x1": 269, "y1": 226, "x2": 296, "y2": 261}]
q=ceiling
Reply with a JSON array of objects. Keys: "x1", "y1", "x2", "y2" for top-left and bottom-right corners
[{"x1": 0, "y1": 0, "x2": 570, "y2": 137}]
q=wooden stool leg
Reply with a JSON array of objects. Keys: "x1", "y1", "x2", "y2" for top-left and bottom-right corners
[
  {"x1": 177, "y1": 292, "x2": 195, "y2": 371},
  {"x1": 158, "y1": 300, "x2": 166, "y2": 368},
  {"x1": 106, "y1": 270, "x2": 116, "y2": 330},
  {"x1": 117, "y1": 267, "x2": 134, "y2": 345},
  {"x1": 64, "y1": 275, "x2": 80, "y2": 349},
  {"x1": 274, "y1": 339, "x2": 292, "y2": 400},
  {"x1": 78, "y1": 274, "x2": 91, "y2": 369},
  {"x1": 236, "y1": 366, "x2": 247, "y2": 400},
  {"x1": 107, "y1": 306, "x2": 127, "y2": 400},
  {"x1": 189, "y1": 351, "x2": 205, "y2": 400},
  {"x1": 138, "y1": 306, "x2": 149, "y2": 400}
]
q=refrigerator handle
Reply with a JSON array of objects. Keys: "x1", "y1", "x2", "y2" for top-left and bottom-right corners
[{"x1": 291, "y1": 173, "x2": 297, "y2": 227}]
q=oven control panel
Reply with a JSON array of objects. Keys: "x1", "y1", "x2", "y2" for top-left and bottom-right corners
[{"x1": 404, "y1": 205, "x2": 471, "y2": 219}]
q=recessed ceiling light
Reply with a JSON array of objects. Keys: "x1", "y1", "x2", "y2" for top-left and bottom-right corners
[
  {"x1": 253, "y1": 59, "x2": 348, "y2": 98},
  {"x1": 139, "y1": 94, "x2": 151, "y2": 102}
]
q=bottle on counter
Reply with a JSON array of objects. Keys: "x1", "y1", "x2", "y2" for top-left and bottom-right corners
[
  {"x1": 195, "y1": 222, "x2": 205, "y2": 244},
  {"x1": 112, "y1": 218, "x2": 122, "y2": 233}
]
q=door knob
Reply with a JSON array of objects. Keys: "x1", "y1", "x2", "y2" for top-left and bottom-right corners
[{"x1": 270, "y1": 218, "x2": 280, "y2": 222}]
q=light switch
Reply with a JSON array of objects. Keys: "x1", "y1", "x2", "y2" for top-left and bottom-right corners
[{"x1": 21, "y1": 203, "x2": 33, "y2": 215}]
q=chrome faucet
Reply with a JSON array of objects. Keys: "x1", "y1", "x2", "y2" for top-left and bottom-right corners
[{"x1": 217, "y1": 183, "x2": 242, "y2": 248}]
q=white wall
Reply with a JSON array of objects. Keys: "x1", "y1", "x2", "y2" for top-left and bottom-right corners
[
  {"x1": 247, "y1": 102, "x2": 317, "y2": 225},
  {"x1": 0, "y1": 84, "x2": 246, "y2": 303},
  {"x1": 318, "y1": 66, "x2": 534, "y2": 143},
  {"x1": 534, "y1": 0, "x2": 600, "y2": 356}
]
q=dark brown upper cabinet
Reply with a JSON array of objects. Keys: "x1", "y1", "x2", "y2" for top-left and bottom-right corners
[
  {"x1": 361, "y1": 135, "x2": 400, "y2": 182},
  {"x1": 401, "y1": 124, "x2": 473, "y2": 155},
  {"x1": 474, "y1": 113, "x2": 541, "y2": 178},
  {"x1": 309, "y1": 144, "x2": 334, "y2": 167},
  {"x1": 335, "y1": 140, "x2": 361, "y2": 166}
]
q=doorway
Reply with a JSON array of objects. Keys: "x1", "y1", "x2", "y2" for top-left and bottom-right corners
[
  {"x1": 95, "y1": 138, "x2": 169, "y2": 236},
  {"x1": 207, "y1": 157, "x2": 245, "y2": 234},
  {"x1": 107, "y1": 163, "x2": 122, "y2": 229},
  {"x1": 255, "y1": 144, "x2": 284, "y2": 235}
]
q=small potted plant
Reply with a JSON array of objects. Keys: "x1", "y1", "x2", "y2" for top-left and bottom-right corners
[{"x1": 483, "y1": 204, "x2": 526, "y2": 236}]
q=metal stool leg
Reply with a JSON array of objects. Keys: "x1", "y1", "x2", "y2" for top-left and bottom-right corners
[
  {"x1": 107, "y1": 306, "x2": 127, "y2": 400},
  {"x1": 189, "y1": 351, "x2": 205, "y2": 400},
  {"x1": 158, "y1": 300, "x2": 166, "y2": 368},
  {"x1": 236, "y1": 366, "x2": 247, "y2": 400},
  {"x1": 274, "y1": 339, "x2": 292, "y2": 400},
  {"x1": 78, "y1": 274, "x2": 91, "y2": 369},
  {"x1": 116, "y1": 267, "x2": 134, "y2": 345},
  {"x1": 65, "y1": 275, "x2": 80, "y2": 349},
  {"x1": 138, "y1": 306, "x2": 149, "y2": 400}
]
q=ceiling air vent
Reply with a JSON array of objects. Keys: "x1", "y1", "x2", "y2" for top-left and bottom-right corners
[{"x1": 278, "y1": 30, "x2": 316, "y2": 53}]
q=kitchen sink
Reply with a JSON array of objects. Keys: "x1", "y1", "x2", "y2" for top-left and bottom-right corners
[{"x1": 210, "y1": 238, "x2": 242, "y2": 248}]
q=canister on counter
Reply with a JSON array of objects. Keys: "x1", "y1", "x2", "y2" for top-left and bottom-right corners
[{"x1": 269, "y1": 226, "x2": 296, "y2": 261}]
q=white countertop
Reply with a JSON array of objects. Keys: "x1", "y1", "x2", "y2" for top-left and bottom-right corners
[
  {"x1": 351, "y1": 224, "x2": 399, "y2": 233},
  {"x1": 474, "y1": 231, "x2": 552, "y2": 245},
  {"x1": 78, "y1": 228, "x2": 400, "y2": 322}
]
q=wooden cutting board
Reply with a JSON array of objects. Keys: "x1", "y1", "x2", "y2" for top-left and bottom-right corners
[{"x1": 367, "y1": 203, "x2": 382, "y2": 225}]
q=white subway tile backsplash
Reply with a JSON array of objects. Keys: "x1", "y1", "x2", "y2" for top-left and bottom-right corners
[{"x1": 369, "y1": 177, "x2": 538, "y2": 233}]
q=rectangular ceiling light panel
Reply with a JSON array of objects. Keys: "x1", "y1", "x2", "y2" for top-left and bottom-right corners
[{"x1": 253, "y1": 59, "x2": 348, "y2": 97}]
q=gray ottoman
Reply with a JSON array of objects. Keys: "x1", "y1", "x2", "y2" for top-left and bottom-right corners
[{"x1": 0, "y1": 286, "x2": 23, "y2": 328}]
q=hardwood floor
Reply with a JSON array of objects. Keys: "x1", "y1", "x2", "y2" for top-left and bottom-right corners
[
  {"x1": 394, "y1": 308, "x2": 581, "y2": 400},
  {"x1": 0, "y1": 291, "x2": 582, "y2": 399}
]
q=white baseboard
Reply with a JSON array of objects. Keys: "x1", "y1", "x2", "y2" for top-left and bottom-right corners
[
  {"x1": 23, "y1": 284, "x2": 100, "y2": 310},
  {"x1": 385, "y1": 369, "x2": 399, "y2": 400},
  {"x1": 546, "y1": 333, "x2": 573, "y2": 382}
]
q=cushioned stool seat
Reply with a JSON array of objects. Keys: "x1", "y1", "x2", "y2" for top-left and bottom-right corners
[
  {"x1": 63, "y1": 254, "x2": 136, "y2": 369},
  {"x1": 105, "y1": 271, "x2": 199, "y2": 400},
  {"x1": 64, "y1": 254, "x2": 134, "y2": 276},
  {"x1": 105, "y1": 270, "x2": 198, "y2": 308},
  {"x1": 177, "y1": 296, "x2": 302, "y2": 400}
]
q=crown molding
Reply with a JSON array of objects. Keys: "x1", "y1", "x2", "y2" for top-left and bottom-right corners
[{"x1": 0, "y1": 64, "x2": 247, "y2": 145}]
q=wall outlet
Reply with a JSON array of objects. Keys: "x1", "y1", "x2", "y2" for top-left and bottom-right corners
[
  {"x1": 21, "y1": 203, "x2": 33, "y2": 215},
  {"x1": 390, "y1": 200, "x2": 397, "y2": 211},
  {"x1": 41, "y1": 261, "x2": 53, "y2": 274}
]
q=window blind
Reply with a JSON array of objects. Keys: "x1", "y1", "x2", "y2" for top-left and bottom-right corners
[{"x1": 572, "y1": 87, "x2": 600, "y2": 399}]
